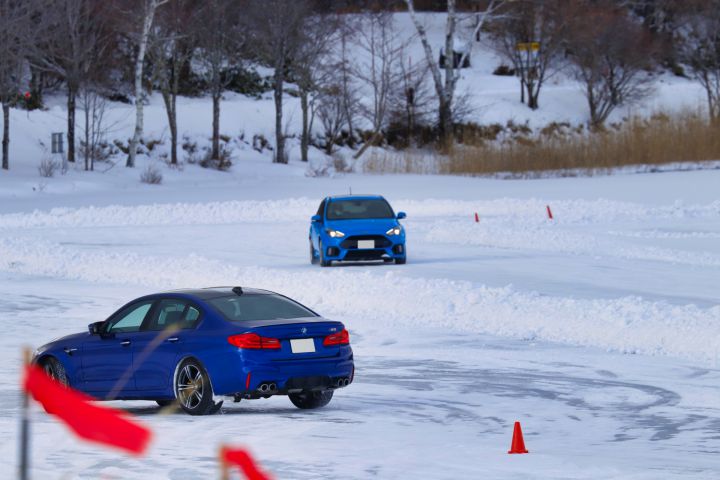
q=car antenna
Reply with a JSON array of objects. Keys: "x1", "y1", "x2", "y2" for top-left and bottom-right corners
[
  {"x1": 232, "y1": 286, "x2": 243, "y2": 296},
  {"x1": 349, "y1": 186, "x2": 352, "y2": 195}
]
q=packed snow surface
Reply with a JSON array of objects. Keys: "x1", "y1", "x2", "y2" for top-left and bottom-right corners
[{"x1": 0, "y1": 165, "x2": 719, "y2": 478}]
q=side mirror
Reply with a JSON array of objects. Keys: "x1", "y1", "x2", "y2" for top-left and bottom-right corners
[
  {"x1": 311, "y1": 214, "x2": 322, "y2": 223},
  {"x1": 88, "y1": 321, "x2": 104, "y2": 335},
  {"x1": 396, "y1": 212, "x2": 407, "y2": 220}
]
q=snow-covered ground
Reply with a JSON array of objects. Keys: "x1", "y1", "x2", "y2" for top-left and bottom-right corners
[{"x1": 1, "y1": 164, "x2": 719, "y2": 478}]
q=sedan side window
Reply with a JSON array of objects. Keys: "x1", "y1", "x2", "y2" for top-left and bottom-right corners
[
  {"x1": 106, "y1": 301, "x2": 153, "y2": 334},
  {"x1": 145, "y1": 299, "x2": 202, "y2": 331}
]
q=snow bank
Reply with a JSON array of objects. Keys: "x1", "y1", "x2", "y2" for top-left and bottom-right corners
[
  {"x1": 1, "y1": 197, "x2": 718, "y2": 229},
  {"x1": 2, "y1": 236, "x2": 718, "y2": 363}
]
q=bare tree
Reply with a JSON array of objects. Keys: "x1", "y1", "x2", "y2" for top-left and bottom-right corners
[
  {"x1": 195, "y1": 0, "x2": 244, "y2": 166},
  {"x1": 293, "y1": 13, "x2": 339, "y2": 162},
  {"x1": 31, "y1": 0, "x2": 112, "y2": 165},
  {"x1": 78, "y1": 87, "x2": 112, "y2": 171},
  {"x1": 405, "y1": 0, "x2": 503, "y2": 147},
  {"x1": 390, "y1": 56, "x2": 433, "y2": 146},
  {"x1": 352, "y1": 11, "x2": 407, "y2": 159},
  {"x1": 337, "y1": 22, "x2": 361, "y2": 147},
  {"x1": 316, "y1": 84, "x2": 347, "y2": 155},
  {"x1": 0, "y1": 0, "x2": 32, "y2": 171},
  {"x1": 567, "y1": 2, "x2": 656, "y2": 127},
  {"x1": 148, "y1": 0, "x2": 198, "y2": 166},
  {"x1": 678, "y1": 1, "x2": 720, "y2": 121},
  {"x1": 249, "y1": 0, "x2": 311, "y2": 164},
  {"x1": 126, "y1": 0, "x2": 168, "y2": 168},
  {"x1": 489, "y1": 0, "x2": 567, "y2": 110}
]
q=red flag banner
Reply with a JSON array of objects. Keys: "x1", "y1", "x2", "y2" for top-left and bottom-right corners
[
  {"x1": 23, "y1": 364, "x2": 152, "y2": 456},
  {"x1": 221, "y1": 446, "x2": 273, "y2": 480}
]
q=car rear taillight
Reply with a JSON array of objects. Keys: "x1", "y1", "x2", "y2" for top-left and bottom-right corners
[
  {"x1": 323, "y1": 329, "x2": 350, "y2": 346},
  {"x1": 228, "y1": 333, "x2": 281, "y2": 350}
]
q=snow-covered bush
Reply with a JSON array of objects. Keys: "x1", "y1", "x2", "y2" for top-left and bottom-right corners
[
  {"x1": 200, "y1": 144, "x2": 232, "y2": 171},
  {"x1": 38, "y1": 158, "x2": 59, "y2": 178},
  {"x1": 182, "y1": 136, "x2": 200, "y2": 164},
  {"x1": 140, "y1": 165, "x2": 163, "y2": 185}
]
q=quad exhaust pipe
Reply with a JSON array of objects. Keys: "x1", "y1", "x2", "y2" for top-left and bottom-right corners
[{"x1": 257, "y1": 382, "x2": 277, "y2": 393}]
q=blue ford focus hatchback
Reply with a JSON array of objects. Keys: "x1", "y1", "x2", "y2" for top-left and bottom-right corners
[
  {"x1": 309, "y1": 195, "x2": 407, "y2": 266},
  {"x1": 33, "y1": 287, "x2": 354, "y2": 415}
]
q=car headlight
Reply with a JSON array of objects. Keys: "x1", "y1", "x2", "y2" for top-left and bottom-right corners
[
  {"x1": 326, "y1": 228, "x2": 345, "y2": 238},
  {"x1": 386, "y1": 226, "x2": 402, "y2": 236}
]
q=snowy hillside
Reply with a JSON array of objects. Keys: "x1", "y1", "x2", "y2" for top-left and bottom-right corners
[{"x1": 0, "y1": 13, "x2": 711, "y2": 180}]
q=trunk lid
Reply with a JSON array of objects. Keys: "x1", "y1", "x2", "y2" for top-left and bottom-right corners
[{"x1": 235, "y1": 318, "x2": 347, "y2": 361}]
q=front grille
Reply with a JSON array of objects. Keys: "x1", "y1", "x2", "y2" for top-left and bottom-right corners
[
  {"x1": 340, "y1": 235, "x2": 391, "y2": 249},
  {"x1": 343, "y1": 249, "x2": 386, "y2": 261}
]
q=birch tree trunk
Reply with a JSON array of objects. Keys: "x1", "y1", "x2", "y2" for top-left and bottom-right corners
[
  {"x1": 127, "y1": 0, "x2": 166, "y2": 168},
  {"x1": 67, "y1": 86, "x2": 76, "y2": 163},
  {"x1": 405, "y1": 0, "x2": 500, "y2": 148},
  {"x1": 2, "y1": 103, "x2": 8, "y2": 170},
  {"x1": 300, "y1": 89, "x2": 309, "y2": 162},
  {"x1": 274, "y1": 66, "x2": 286, "y2": 164},
  {"x1": 212, "y1": 91, "x2": 221, "y2": 164},
  {"x1": 84, "y1": 95, "x2": 90, "y2": 171}
]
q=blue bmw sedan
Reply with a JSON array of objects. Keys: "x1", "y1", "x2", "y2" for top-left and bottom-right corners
[
  {"x1": 33, "y1": 287, "x2": 354, "y2": 415},
  {"x1": 309, "y1": 194, "x2": 407, "y2": 266}
]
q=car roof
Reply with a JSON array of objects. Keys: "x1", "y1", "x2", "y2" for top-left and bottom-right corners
[
  {"x1": 327, "y1": 194, "x2": 386, "y2": 201},
  {"x1": 162, "y1": 287, "x2": 275, "y2": 300}
]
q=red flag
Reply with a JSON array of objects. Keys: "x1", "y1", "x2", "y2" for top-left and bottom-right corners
[
  {"x1": 221, "y1": 446, "x2": 273, "y2": 480},
  {"x1": 22, "y1": 364, "x2": 152, "y2": 456}
]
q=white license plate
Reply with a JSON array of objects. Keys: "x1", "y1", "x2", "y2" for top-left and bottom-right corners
[
  {"x1": 357, "y1": 240, "x2": 375, "y2": 249},
  {"x1": 290, "y1": 338, "x2": 316, "y2": 353}
]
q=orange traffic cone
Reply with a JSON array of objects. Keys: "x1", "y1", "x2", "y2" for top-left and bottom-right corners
[{"x1": 508, "y1": 421, "x2": 529, "y2": 454}]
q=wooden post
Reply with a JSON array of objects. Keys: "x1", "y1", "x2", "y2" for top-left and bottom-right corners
[
  {"x1": 219, "y1": 445, "x2": 229, "y2": 480},
  {"x1": 19, "y1": 347, "x2": 32, "y2": 480}
]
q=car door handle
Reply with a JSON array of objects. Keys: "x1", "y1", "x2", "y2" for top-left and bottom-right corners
[
  {"x1": 120, "y1": 340, "x2": 131, "y2": 346},
  {"x1": 166, "y1": 337, "x2": 179, "y2": 343}
]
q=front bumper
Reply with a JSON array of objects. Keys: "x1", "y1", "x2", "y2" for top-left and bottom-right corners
[{"x1": 323, "y1": 234, "x2": 405, "y2": 262}]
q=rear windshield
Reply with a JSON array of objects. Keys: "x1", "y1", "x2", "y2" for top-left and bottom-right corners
[
  {"x1": 327, "y1": 199, "x2": 394, "y2": 220},
  {"x1": 208, "y1": 294, "x2": 317, "y2": 323}
]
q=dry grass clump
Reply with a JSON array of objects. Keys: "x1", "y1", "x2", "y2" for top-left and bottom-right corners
[
  {"x1": 447, "y1": 112, "x2": 720, "y2": 176},
  {"x1": 366, "y1": 111, "x2": 720, "y2": 176},
  {"x1": 364, "y1": 150, "x2": 442, "y2": 174}
]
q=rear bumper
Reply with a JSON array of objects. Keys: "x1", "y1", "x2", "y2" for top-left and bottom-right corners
[{"x1": 211, "y1": 347, "x2": 354, "y2": 396}]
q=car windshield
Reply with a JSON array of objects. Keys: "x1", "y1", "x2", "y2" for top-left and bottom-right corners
[
  {"x1": 208, "y1": 294, "x2": 317, "y2": 323},
  {"x1": 326, "y1": 199, "x2": 394, "y2": 220}
]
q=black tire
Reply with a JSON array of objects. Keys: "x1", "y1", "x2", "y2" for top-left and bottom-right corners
[
  {"x1": 310, "y1": 241, "x2": 319, "y2": 265},
  {"x1": 289, "y1": 390, "x2": 334, "y2": 409},
  {"x1": 395, "y1": 257, "x2": 406, "y2": 265},
  {"x1": 319, "y1": 241, "x2": 331, "y2": 267},
  {"x1": 156, "y1": 399, "x2": 174, "y2": 408},
  {"x1": 42, "y1": 357, "x2": 69, "y2": 386},
  {"x1": 174, "y1": 359, "x2": 217, "y2": 415}
]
